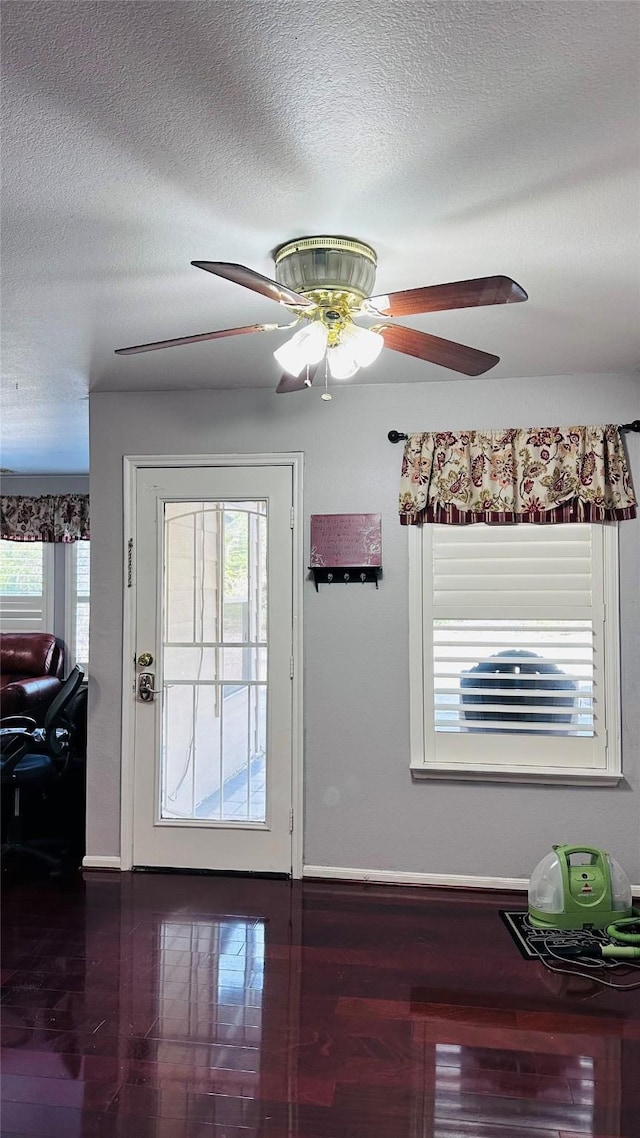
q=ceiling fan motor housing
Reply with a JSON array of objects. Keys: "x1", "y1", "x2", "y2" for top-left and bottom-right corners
[{"x1": 274, "y1": 236, "x2": 377, "y2": 301}]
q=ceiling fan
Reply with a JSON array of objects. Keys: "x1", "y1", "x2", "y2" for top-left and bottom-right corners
[{"x1": 115, "y1": 236, "x2": 527, "y2": 395}]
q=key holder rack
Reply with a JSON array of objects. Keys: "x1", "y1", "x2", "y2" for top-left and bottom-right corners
[
  {"x1": 309, "y1": 565, "x2": 381, "y2": 590},
  {"x1": 309, "y1": 514, "x2": 382, "y2": 590}
]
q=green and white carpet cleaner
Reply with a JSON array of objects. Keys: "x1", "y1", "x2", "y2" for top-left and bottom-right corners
[{"x1": 528, "y1": 845, "x2": 640, "y2": 978}]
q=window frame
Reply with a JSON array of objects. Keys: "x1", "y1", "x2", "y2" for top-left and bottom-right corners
[{"x1": 408, "y1": 523, "x2": 622, "y2": 785}]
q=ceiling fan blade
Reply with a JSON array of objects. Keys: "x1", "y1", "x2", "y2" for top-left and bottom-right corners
[
  {"x1": 276, "y1": 362, "x2": 319, "y2": 394},
  {"x1": 378, "y1": 324, "x2": 499, "y2": 375},
  {"x1": 366, "y1": 276, "x2": 527, "y2": 317},
  {"x1": 115, "y1": 323, "x2": 280, "y2": 355},
  {"x1": 192, "y1": 261, "x2": 315, "y2": 309}
]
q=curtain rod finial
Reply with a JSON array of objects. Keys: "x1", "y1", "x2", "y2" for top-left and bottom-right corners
[{"x1": 388, "y1": 430, "x2": 408, "y2": 444}]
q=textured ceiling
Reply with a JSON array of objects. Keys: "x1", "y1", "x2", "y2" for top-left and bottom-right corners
[{"x1": 1, "y1": 1, "x2": 639, "y2": 472}]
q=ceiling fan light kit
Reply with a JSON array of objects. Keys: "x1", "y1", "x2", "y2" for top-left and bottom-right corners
[{"x1": 115, "y1": 235, "x2": 528, "y2": 396}]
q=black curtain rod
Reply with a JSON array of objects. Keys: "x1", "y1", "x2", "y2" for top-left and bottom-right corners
[{"x1": 387, "y1": 421, "x2": 640, "y2": 443}]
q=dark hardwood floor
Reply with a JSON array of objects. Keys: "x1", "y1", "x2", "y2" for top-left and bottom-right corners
[{"x1": 1, "y1": 871, "x2": 639, "y2": 1137}]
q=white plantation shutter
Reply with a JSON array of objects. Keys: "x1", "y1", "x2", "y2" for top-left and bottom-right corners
[
  {"x1": 410, "y1": 523, "x2": 621, "y2": 782},
  {"x1": 0, "y1": 543, "x2": 54, "y2": 631},
  {"x1": 433, "y1": 525, "x2": 595, "y2": 736},
  {"x1": 65, "y1": 541, "x2": 90, "y2": 670},
  {"x1": 75, "y1": 542, "x2": 90, "y2": 669},
  {"x1": 432, "y1": 525, "x2": 594, "y2": 613}
]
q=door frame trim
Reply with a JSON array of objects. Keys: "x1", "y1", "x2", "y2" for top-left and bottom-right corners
[{"x1": 120, "y1": 453, "x2": 304, "y2": 876}]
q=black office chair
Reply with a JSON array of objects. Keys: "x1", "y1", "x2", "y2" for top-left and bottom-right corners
[{"x1": 1, "y1": 664, "x2": 84, "y2": 872}]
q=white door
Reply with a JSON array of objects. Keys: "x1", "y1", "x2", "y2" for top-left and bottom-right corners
[{"x1": 131, "y1": 463, "x2": 295, "y2": 873}]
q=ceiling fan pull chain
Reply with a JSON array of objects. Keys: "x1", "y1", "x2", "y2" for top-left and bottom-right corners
[{"x1": 321, "y1": 354, "x2": 332, "y2": 401}]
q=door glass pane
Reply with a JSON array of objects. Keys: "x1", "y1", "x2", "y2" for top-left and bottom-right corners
[{"x1": 161, "y1": 501, "x2": 267, "y2": 822}]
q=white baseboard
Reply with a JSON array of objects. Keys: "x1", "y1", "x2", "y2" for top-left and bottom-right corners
[
  {"x1": 303, "y1": 865, "x2": 528, "y2": 890},
  {"x1": 303, "y1": 865, "x2": 640, "y2": 897},
  {"x1": 82, "y1": 855, "x2": 122, "y2": 870},
  {"x1": 77, "y1": 858, "x2": 640, "y2": 897}
]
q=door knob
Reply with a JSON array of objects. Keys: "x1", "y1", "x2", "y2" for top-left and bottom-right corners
[{"x1": 137, "y1": 652, "x2": 153, "y2": 667}]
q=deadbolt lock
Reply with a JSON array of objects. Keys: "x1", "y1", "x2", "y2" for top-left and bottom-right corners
[{"x1": 137, "y1": 652, "x2": 153, "y2": 667}]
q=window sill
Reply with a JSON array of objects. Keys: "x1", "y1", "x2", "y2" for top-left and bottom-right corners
[{"x1": 410, "y1": 763, "x2": 623, "y2": 786}]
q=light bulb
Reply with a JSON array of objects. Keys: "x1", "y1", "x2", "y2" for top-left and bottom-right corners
[
  {"x1": 341, "y1": 323, "x2": 384, "y2": 367},
  {"x1": 327, "y1": 343, "x2": 359, "y2": 379},
  {"x1": 273, "y1": 322, "x2": 328, "y2": 377}
]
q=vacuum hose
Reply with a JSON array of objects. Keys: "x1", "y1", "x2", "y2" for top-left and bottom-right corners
[
  {"x1": 606, "y1": 914, "x2": 640, "y2": 943},
  {"x1": 552, "y1": 914, "x2": 640, "y2": 960}
]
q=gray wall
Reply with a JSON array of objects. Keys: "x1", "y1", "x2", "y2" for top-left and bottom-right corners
[
  {"x1": 1, "y1": 476, "x2": 90, "y2": 493},
  {"x1": 87, "y1": 373, "x2": 640, "y2": 879}
]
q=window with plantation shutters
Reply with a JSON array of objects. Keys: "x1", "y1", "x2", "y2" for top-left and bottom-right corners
[
  {"x1": 408, "y1": 523, "x2": 622, "y2": 784},
  {"x1": 1, "y1": 541, "x2": 90, "y2": 669}
]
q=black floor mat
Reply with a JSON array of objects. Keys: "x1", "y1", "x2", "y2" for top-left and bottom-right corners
[{"x1": 500, "y1": 909, "x2": 615, "y2": 963}]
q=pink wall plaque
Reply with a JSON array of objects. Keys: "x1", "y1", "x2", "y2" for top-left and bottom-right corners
[{"x1": 310, "y1": 514, "x2": 382, "y2": 567}]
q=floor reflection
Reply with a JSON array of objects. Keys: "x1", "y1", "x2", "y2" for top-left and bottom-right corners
[
  {"x1": 157, "y1": 916, "x2": 265, "y2": 1041},
  {"x1": 421, "y1": 1040, "x2": 598, "y2": 1138}
]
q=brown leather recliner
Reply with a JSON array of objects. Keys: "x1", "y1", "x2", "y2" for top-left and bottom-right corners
[{"x1": 0, "y1": 633, "x2": 65, "y2": 723}]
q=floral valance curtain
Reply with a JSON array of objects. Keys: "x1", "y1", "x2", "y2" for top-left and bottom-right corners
[
  {"x1": 0, "y1": 495, "x2": 90, "y2": 542},
  {"x1": 399, "y1": 425, "x2": 636, "y2": 526}
]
